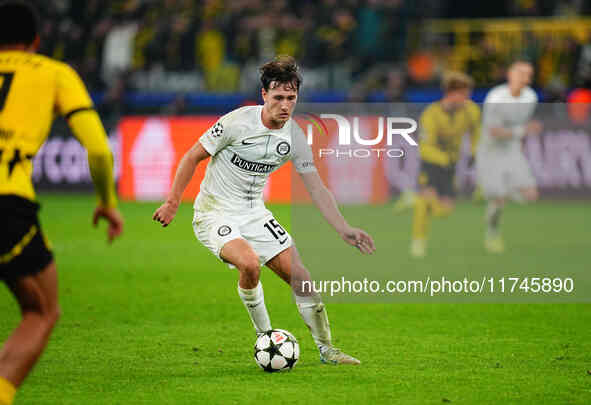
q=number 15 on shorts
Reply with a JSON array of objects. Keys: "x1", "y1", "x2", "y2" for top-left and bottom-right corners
[{"x1": 264, "y1": 219, "x2": 288, "y2": 245}]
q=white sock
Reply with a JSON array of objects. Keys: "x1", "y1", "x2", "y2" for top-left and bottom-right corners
[
  {"x1": 238, "y1": 282, "x2": 272, "y2": 333},
  {"x1": 295, "y1": 294, "x2": 332, "y2": 352},
  {"x1": 486, "y1": 201, "x2": 503, "y2": 238}
]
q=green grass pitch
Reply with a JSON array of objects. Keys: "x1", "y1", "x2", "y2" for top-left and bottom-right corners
[{"x1": 1, "y1": 194, "x2": 590, "y2": 404}]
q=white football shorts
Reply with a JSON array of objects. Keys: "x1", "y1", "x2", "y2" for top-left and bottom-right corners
[
  {"x1": 476, "y1": 149, "x2": 537, "y2": 199},
  {"x1": 192, "y1": 208, "x2": 292, "y2": 267}
]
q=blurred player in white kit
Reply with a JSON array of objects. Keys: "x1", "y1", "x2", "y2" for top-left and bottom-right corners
[{"x1": 476, "y1": 60, "x2": 542, "y2": 253}]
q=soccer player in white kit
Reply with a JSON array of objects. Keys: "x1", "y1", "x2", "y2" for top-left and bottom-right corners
[
  {"x1": 153, "y1": 56, "x2": 375, "y2": 365},
  {"x1": 476, "y1": 60, "x2": 542, "y2": 253}
]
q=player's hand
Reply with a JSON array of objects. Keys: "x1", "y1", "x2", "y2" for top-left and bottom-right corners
[
  {"x1": 340, "y1": 226, "x2": 376, "y2": 254},
  {"x1": 526, "y1": 120, "x2": 543, "y2": 136},
  {"x1": 93, "y1": 206, "x2": 124, "y2": 243},
  {"x1": 152, "y1": 200, "x2": 178, "y2": 227}
]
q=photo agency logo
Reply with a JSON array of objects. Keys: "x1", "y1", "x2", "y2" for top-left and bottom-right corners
[{"x1": 300, "y1": 113, "x2": 418, "y2": 159}]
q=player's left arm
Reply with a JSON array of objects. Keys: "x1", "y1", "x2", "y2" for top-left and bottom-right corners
[
  {"x1": 468, "y1": 103, "x2": 481, "y2": 161},
  {"x1": 524, "y1": 96, "x2": 543, "y2": 137},
  {"x1": 299, "y1": 171, "x2": 375, "y2": 254},
  {"x1": 55, "y1": 63, "x2": 123, "y2": 242},
  {"x1": 291, "y1": 123, "x2": 375, "y2": 254},
  {"x1": 514, "y1": 92, "x2": 542, "y2": 138},
  {"x1": 483, "y1": 92, "x2": 514, "y2": 139}
]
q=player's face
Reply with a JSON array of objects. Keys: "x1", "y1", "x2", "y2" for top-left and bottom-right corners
[
  {"x1": 446, "y1": 88, "x2": 471, "y2": 109},
  {"x1": 262, "y1": 82, "x2": 298, "y2": 126},
  {"x1": 508, "y1": 63, "x2": 533, "y2": 90}
]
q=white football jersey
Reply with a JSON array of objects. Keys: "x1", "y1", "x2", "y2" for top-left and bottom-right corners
[
  {"x1": 479, "y1": 84, "x2": 538, "y2": 154},
  {"x1": 196, "y1": 105, "x2": 316, "y2": 212}
]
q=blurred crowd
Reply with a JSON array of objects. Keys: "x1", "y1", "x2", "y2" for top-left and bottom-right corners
[
  {"x1": 31, "y1": 0, "x2": 411, "y2": 91},
  {"x1": 27, "y1": 0, "x2": 591, "y2": 104}
]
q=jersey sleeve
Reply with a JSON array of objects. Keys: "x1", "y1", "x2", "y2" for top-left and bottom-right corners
[
  {"x1": 54, "y1": 62, "x2": 94, "y2": 116},
  {"x1": 291, "y1": 122, "x2": 317, "y2": 174},
  {"x1": 199, "y1": 114, "x2": 235, "y2": 156},
  {"x1": 55, "y1": 63, "x2": 117, "y2": 208},
  {"x1": 418, "y1": 106, "x2": 451, "y2": 167},
  {"x1": 68, "y1": 112, "x2": 117, "y2": 207}
]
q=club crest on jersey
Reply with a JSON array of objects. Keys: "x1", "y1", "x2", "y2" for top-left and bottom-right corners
[
  {"x1": 276, "y1": 141, "x2": 290, "y2": 156},
  {"x1": 210, "y1": 122, "x2": 224, "y2": 138},
  {"x1": 217, "y1": 225, "x2": 232, "y2": 237}
]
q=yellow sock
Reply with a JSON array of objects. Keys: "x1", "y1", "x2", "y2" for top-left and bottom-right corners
[
  {"x1": 429, "y1": 197, "x2": 453, "y2": 218},
  {"x1": 412, "y1": 196, "x2": 430, "y2": 240},
  {"x1": 0, "y1": 377, "x2": 16, "y2": 405}
]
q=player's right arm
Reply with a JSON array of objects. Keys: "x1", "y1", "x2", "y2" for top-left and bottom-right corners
[
  {"x1": 484, "y1": 102, "x2": 513, "y2": 139},
  {"x1": 153, "y1": 116, "x2": 232, "y2": 227},
  {"x1": 55, "y1": 62, "x2": 123, "y2": 242},
  {"x1": 152, "y1": 141, "x2": 210, "y2": 227},
  {"x1": 483, "y1": 88, "x2": 510, "y2": 139}
]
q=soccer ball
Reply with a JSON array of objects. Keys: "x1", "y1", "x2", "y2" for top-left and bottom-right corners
[{"x1": 254, "y1": 329, "x2": 299, "y2": 372}]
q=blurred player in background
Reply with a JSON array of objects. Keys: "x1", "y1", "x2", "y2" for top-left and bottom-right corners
[
  {"x1": 153, "y1": 56, "x2": 375, "y2": 365},
  {"x1": 411, "y1": 72, "x2": 480, "y2": 258},
  {"x1": 0, "y1": 2, "x2": 123, "y2": 404},
  {"x1": 476, "y1": 60, "x2": 541, "y2": 253}
]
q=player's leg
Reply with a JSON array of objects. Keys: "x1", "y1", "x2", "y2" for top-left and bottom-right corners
[
  {"x1": 432, "y1": 196, "x2": 455, "y2": 217},
  {"x1": 486, "y1": 197, "x2": 505, "y2": 236},
  {"x1": 431, "y1": 162, "x2": 456, "y2": 218},
  {"x1": 265, "y1": 246, "x2": 331, "y2": 349},
  {"x1": 485, "y1": 197, "x2": 505, "y2": 253},
  {"x1": 392, "y1": 188, "x2": 417, "y2": 214},
  {"x1": 477, "y1": 153, "x2": 507, "y2": 253},
  {"x1": 412, "y1": 162, "x2": 456, "y2": 257},
  {"x1": 220, "y1": 239, "x2": 272, "y2": 334},
  {"x1": 508, "y1": 151, "x2": 538, "y2": 204},
  {"x1": 193, "y1": 212, "x2": 272, "y2": 334},
  {"x1": 486, "y1": 172, "x2": 537, "y2": 253},
  {"x1": 412, "y1": 190, "x2": 455, "y2": 257},
  {"x1": 0, "y1": 261, "x2": 60, "y2": 405},
  {"x1": 486, "y1": 153, "x2": 537, "y2": 252},
  {"x1": 221, "y1": 238, "x2": 260, "y2": 289},
  {"x1": 265, "y1": 247, "x2": 360, "y2": 365},
  {"x1": 411, "y1": 187, "x2": 435, "y2": 257}
]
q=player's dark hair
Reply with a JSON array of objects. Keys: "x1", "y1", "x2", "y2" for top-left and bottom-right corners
[
  {"x1": 0, "y1": 1, "x2": 39, "y2": 46},
  {"x1": 260, "y1": 55, "x2": 302, "y2": 92}
]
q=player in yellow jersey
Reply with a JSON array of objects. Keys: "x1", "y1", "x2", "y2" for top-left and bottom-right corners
[
  {"x1": 411, "y1": 72, "x2": 480, "y2": 257},
  {"x1": 0, "y1": 3, "x2": 123, "y2": 404}
]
